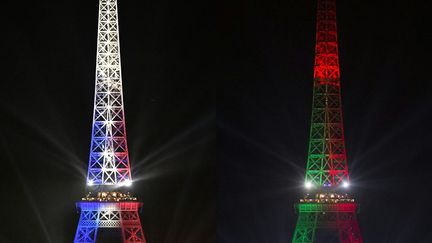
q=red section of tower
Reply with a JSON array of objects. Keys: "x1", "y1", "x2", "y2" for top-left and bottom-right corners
[{"x1": 314, "y1": 0, "x2": 340, "y2": 84}]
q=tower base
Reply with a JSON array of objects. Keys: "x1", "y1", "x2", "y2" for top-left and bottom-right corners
[
  {"x1": 74, "y1": 192, "x2": 146, "y2": 243},
  {"x1": 292, "y1": 193, "x2": 362, "y2": 243}
]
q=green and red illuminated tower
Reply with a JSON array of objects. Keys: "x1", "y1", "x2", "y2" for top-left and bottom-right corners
[{"x1": 291, "y1": 0, "x2": 363, "y2": 242}]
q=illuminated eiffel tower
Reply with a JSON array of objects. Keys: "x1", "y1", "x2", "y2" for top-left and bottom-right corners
[
  {"x1": 73, "y1": 0, "x2": 146, "y2": 242},
  {"x1": 291, "y1": 0, "x2": 363, "y2": 242}
]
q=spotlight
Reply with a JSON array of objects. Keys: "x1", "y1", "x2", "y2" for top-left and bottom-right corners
[
  {"x1": 342, "y1": 181, "x2": 349, "y2": 188},
  {"x1": 87, "y1": 179, "x2": 94, "y2": 186},
  {"x1": 122, "y1": 179, "x2": 132, "y2": 187},
  {"x1": 305, "y1": 181, "x2": 313, "y2": 189}
]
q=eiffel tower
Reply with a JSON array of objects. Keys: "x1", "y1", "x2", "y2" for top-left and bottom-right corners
[
  {"x1": 291, "y1": 0, "x2": 363, "y2": 242},
  {"x1": 73, "y1": 0, "x2": 146, "y2": 242}
]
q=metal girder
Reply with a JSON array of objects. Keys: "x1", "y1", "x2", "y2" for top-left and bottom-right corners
[
  {"x1": 305, "y1": 0, "x2": 348, "y2": 189},
  {"x1": 313, "y1": 0, "x2": 340, "y2": 82},
  {"x1": 87, "y1": 0, "x2": 132, "y2": 186},
  {"x1": 292, "y1": 204, "x2": 362, "y2": 243},
  {"x1": 293, "y1": 1, "x2": 364, "y2": 242},
  {"x1": 74, "y1": 1, "x2": 146, "y2": 242},
  {"x1": 74, "y1": 202, "x2": 146, "y2": 243},
  {"x1": 306, "y1": 83, "x2": 349, "y2": 188}
]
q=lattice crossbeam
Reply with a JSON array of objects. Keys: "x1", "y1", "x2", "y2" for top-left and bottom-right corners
[
  {"x1": 293, "y1": 1, "x2": 364, "y2": 242},
  {"x1": 292, "y1": 202, "x2": 362, "y2": 243},
  {"x1": 74, "y1": 202, "x2": 146, "y2": 243},
  {"x1": 305, "y1": 0, "x2": 349, "y2": 188},
  {"x1": 87, "y1": 0, "x2": 132, "y2": 186},
  {"x1": 75, "y1": 1, "x2": 146, "y2": 242}
]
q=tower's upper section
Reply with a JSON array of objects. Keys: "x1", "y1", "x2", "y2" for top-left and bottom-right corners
[
  {"x1": 313, "y1": 0, "x2": 340, "y2": 84},
  {"x1": 305, "y1": 0, "x2": 349, "y2": 190},
  {"x1": 87, "y1": 0, "x2": 132, "y2": 187}
]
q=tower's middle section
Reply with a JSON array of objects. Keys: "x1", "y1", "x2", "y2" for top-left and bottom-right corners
[
  {"x1": 88, "y1": 0, "x2": 132, "y2": 186},
  {"x1": 305, "y1": 0, "x2": 348, "y2": 189}
]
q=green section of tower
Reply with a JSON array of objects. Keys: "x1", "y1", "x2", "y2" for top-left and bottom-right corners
[
  {"x1": 292, "y1": 207, "x2": 362, "y2": 243},
  {"x1": 305, "y1": 83, "x2": 349, "y2": 188}
]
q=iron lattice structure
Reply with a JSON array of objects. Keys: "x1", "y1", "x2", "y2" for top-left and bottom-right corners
[
  {"x1": 292, "y1": 194, "x2": 362, "y2": 243},
  {"x1": 306, "y1": 0, "x2": 347, "y2": 188},
  {"x1": 87, "y1": 0, "x2": 130, "y2": 186},
  {"x1": 74, "y1": 0, "x2": 146, "y2": 242},
  {"x1": 291, "y1": 0, "x2": 363, "y2": 242},
  {"x1": 75, "y1": 199, "x2": 145, "y2": 242}
]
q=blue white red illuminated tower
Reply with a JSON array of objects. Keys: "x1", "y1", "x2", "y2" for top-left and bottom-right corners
[
  {"x1": 291, "y1": 0, "x2": 363, "y2": 242},
  {"x1": 74, "y1": 0, "x2": 146, "y2": 242}
]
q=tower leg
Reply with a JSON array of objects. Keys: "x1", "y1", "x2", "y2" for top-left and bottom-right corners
[
  {"x1": 74, "y1": 210, "x2": 99, "y2": 243},
  {"x1": 292, "y1": 212, "x2": 317, "y2": 243},
  {"x1": 121, "y1": 210, "x2": 146, "y2": 243},
  {"x1": 338, "y1": 212, "x2": 363, "y2": 243}
]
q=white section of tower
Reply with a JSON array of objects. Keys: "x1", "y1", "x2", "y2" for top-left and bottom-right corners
[{"x1": 87, "y1": 0, "x2": 132, "y2": 186}]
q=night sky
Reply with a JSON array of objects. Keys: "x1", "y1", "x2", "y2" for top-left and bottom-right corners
[{"x1": 1, "y1": 0, "x2": 431, "y2": 243}]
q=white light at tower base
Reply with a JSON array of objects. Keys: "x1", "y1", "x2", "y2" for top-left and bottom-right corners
[
  {"x1": 122, "y1": 179, "x2": 132, "y2": 187},
  {"x1": 342, "y1": 181, "x2": 349, "y2": 188},
  {"x1": 305, "y1": 181, "x2": 313, "y2": 189}
]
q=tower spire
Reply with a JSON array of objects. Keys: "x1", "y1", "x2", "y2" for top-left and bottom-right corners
[
  {"x1": 291, "y1": 0, "x2": 364, "y2": 242},
  {"x1": 313, "y1": 0, "x2": 340, "y2": 82},
  {"x1": 74, "y1": 1, "x2": 146, "y2": 242}
]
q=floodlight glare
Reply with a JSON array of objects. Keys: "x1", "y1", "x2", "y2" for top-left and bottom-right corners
[
  {"x1": 305, "y1": 181, "x2": 313, "y2": 189},
  {"x1": 342, "y1": 181, "x2": 349, "y2": 188},
  {"x1": 123, "y1": 179, "x2": 132, "y2": 187}
]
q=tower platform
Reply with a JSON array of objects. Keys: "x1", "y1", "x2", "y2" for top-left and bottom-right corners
[
  {"x1": 74, "y1": 192, "x2": 146, "y2": 243},
  {"x1": 293, "y1": 193, "x2": 362, "y2": 243}
]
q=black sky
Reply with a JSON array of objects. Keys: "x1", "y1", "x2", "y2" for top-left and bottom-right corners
[
  {"x1": 1, "y1": 0, "x2": 431, "y2": 243},
  {"x1": 218, "y1": 0, "x2": 432, "y2": 242}
]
